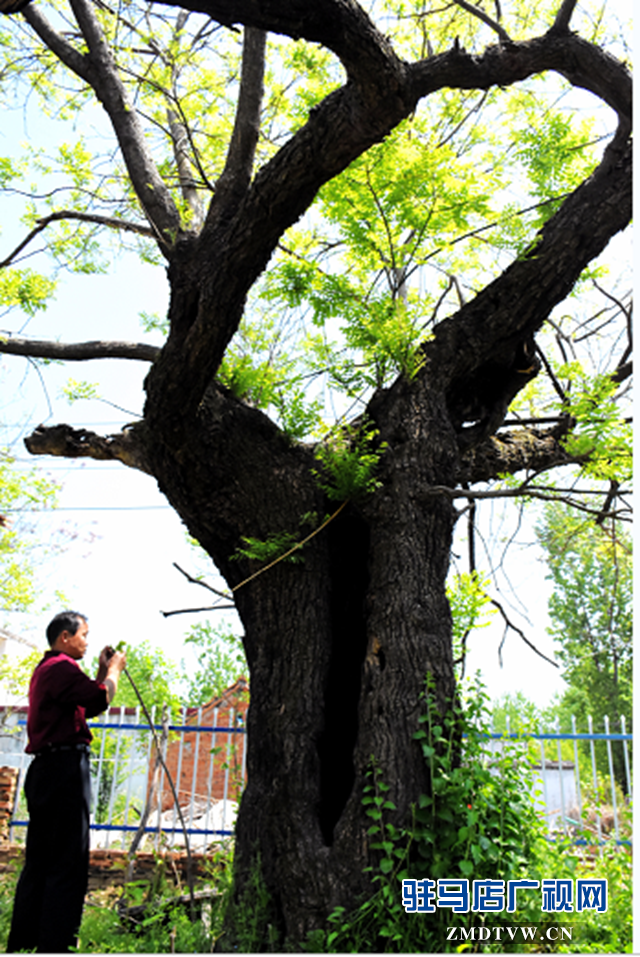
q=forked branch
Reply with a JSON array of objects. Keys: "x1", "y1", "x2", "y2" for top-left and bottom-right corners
[
  {"x1": 550, "y1": 0, "x2": 579, "y2": 34},
  {"x1": 491, "y1": 597, "x2": 559, "y2": 667}
]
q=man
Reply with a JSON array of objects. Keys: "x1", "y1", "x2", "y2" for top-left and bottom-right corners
[{"x1": 7, "y1": 610, "x2": 126, "y2": 953}]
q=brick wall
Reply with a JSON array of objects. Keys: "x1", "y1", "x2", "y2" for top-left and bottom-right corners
[
  {"x1": 153, "y1": 678, "x2": 248, "y2": 812},
  {"x1": 0, "y1": 768, "x2": 18, "y2": 843},
  {"x1": 0, "y1": 845, "x2": 212, "y2": 892}
]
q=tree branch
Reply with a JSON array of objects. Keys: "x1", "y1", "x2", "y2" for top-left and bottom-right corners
[
  {"x1": 549, "y1": 0, "x2": 579, "y2": 35},
  {"x1": 610, "y1": 360, "x2": 632, "y2": 385},
  {"x1": 0, "y1": 626, "x2": 38, "y2": 651},
  {"x1": 594, "y1": 479, "x2": 620, "y2": 527},
  {"x1": 408, "y1": 34, "x2": 631, "y2": 171},
  {"x1": 0, "y1": 336, "x2": 160, "y2": 363},
  {"x1": 22, "y1": 3, "x2": 91, "y2": 79},
  {"x1": 536, "y1": 345, "x2": 568, "y2": 404},
  {"x1": 24, "y1": 423, "x2": 151, "y2": 473},
  {"x1": 0, "y1": 211, "x2": 155, "y2": 269},
  {"x1": 424, "y1": 485, "x2": 631, "y2": 514},
  {"x1": 452, "y1": 0, "x2": 511, "y2": 43},
  {"x1": 424, "y1": 132, "x2": 630, "y2": 431},
  {"x1": 167, "y1": 107, "x2": 205, "y2": 228},
  {"x1": 152, "y1": 0, "x2": 402, "y2": 89},
  {"x1": 204, "y1": 26, "x2": 266, "y2": 229},
  {"x1": 144, "y1": 21, "x2": 630, "y2": 435},
  {"x1": 59, "y1": 0, "x2": 182, "y2": 247},
  {"x1": 165, "y1": 12, "x2": 206, "y2": 229},
  {"x1": 161, "y1": 602, "x2": 236, "y2": 616},
  {"x1": 172, "y1": 561, "x2": 232, "y2": 601},
  {"x1": 458, "y1": 423, "x2": 580, "y2": 484},
  {"x1": 490, "y1": 597, "x2": 559, "y2": 668}
]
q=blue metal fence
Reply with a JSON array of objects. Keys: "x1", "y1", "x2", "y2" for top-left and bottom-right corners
[
  {"x1": 488, "y1": 714, "x2": 632, "y2": 847},
  {"x1": 0, "y1": 704, "x2": 246, "y2": 852},
  {"x1": 0, "y1": 707, "x2": 631, "y2": 851}
]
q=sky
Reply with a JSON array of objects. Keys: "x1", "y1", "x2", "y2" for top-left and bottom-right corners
[{"x1": 0, "y1": 2, "x2": 629, "y2": 711}]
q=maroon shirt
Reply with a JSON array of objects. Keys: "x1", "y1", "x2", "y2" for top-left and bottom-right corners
[{"x1": 26, "y1": 650, "x2": 109, "y2": 754}]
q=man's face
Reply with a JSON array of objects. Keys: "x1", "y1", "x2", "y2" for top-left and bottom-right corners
[{"x1": 59, "y1": 619, "x2": 89, "y2": 660}]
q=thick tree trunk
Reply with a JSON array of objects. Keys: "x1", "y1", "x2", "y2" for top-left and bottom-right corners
[{"x1": 141, "y1": 371, "x2": 460, "y2": 945}]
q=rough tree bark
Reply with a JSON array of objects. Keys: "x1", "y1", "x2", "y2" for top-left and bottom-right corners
[{"x1": 1, "y1": 0, "x2": 632, "y2": 946}]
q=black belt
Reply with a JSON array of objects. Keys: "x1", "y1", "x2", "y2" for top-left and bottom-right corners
[{"x1": 34, "y1": 743, "x2": 91, "y2": 757}]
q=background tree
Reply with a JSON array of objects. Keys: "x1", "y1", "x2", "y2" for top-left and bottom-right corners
[
  {"x1": 88, "y1": 640, "x2": 183, "y2": 823},
  {"x1": 0, "y1": 450, "x2": 59, "y2": 618},
  {"x1": 181, "y1": 622, "x2": 247, "y2": 705},
  {"x1": 536, "y1": 502, "x2": 632, "y2": 789},
  {"x1": 0, "y1": 447, "x2": 60, "y2": 708},
  {"x1": 0, "y1": 0, "x2": 631, "y2": 945}
]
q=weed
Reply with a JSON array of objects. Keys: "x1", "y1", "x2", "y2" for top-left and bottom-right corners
[{"x1": 305, "y1": 676, "x2": 633, "y2": 953}]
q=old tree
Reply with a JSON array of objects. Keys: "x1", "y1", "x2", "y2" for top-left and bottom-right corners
[{"x1": 0, "y1": 0, "x2": 631, "y2": 944}]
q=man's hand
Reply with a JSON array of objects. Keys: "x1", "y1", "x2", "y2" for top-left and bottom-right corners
[{"x1": 97, "y1": 646, "x2": 127, "y2": 702}]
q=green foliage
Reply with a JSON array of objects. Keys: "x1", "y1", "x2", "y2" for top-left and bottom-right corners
[
  {"x1": 74, "y1": 853, "x2": 233, "y2": 952},
  {"x1": 88, "y1": 641, "x2": 183, "y2": 824},
  {"x1": 232, "y1": 529, "x2": 304, "y2": 566},
  {"x1": 563, "y1": 842, "x2": 632, "y2": 954},
  {"x1": 220, "y1": 852, "x2": 281, "y2": 953},
  {"x1": 139, "y1": 310, "x2": 168, "y2": 336},
  {"x1": 411, "y1": 679, "x2": 542, "y2": 885},
  {"x1": 61, "y1": 378, "x2": 101, "y2": 403},
  {"x1": 447, "y1": 570, "x2": 496, "y2": 664},
  {"x1": 0, "y1": 861, "x2": 210, "y2": 954},
  {"x1": 0, "y1": 269, "x2": 56, "y2": 316},
  {"x1": 314, "y1": 422, "x2": 386, "y2": 501},
  {"x1": 232, "y1": 511, "x2": 325, "y2": 571},
  {"x1": 0, "y1": 647, "x2": 42, "y2": 702},
  {"x1": 0, "y1": 3, "x2": 632, "y2": 946},
  {"x1": 0, "y1": 865, "x2": 19, "y2": 950},
  {"x1": 491, "y1": 691, "x2": 543, "y2": 735},
  {"x1": 307, "y1": 677, "x2": 546, "y2": 952},
  {"x1": 306, "y1": 677, "x2": 632, "y2": 953},
  {"x1": 217, "y1": 313, "x2": 323, "y2": 440},
  {"x1": 536, "y1": 503, "x2": 631, "y2": 788},
  {"x1": 556, "y1": 364, "x2": 632, "y2": 483},
  {"x1": 515, "y1": 110, "x2": 598, "y2": 225},
  {"x1": 275, "y1": 389, "x2": 323, "y2": 442},
  {"x1": 90, "y1": 640, "x2": 183, "y2": 715},
  {"x1": 0, "y1": 0, "x2": 627, "y2": 469},
  {"x1": 0, "y1": 449, "x2": 59, "y2": 615},
  {"x1": 181, "y1": 622, "x2": 247, "y2": 706}
]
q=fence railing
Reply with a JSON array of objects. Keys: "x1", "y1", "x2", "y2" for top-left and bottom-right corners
[
  {"x1": 1, "y1": 704, "x2": 247, "y2": 852},
  {"x1": 0, "y1": 707, "x2": 631, "y2": 852},
  {"x1": 487, "y1": 714, "x2": 632, "y2": 848}
]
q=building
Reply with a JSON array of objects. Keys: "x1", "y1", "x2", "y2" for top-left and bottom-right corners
[{"x1": 155, "y1": 677, "x2": 248, "y2": 814}]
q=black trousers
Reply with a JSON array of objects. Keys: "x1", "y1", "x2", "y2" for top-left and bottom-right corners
[{"x1": 7, "y1": 750, "x2": 91, "y2": 953}]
